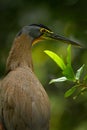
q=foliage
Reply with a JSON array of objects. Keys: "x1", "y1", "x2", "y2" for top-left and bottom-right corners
[
  {"x1": 1, "y1": 1, "x2": 87, "y2": 129},
  {"x1": 44, "y1": 45, "x2": 87, "y2": 99}
]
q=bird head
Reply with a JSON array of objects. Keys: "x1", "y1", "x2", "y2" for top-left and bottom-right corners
[{"x1": 16, "y1": 24, "x2": 81, "y2": 47}]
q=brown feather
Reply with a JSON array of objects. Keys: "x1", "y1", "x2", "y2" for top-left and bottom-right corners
[{"x1": 0, "y1": 33, "x2": 50, "y2": 130}]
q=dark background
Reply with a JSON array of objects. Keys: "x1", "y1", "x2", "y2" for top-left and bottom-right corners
[{"x1": 0, "y1": 0, "x2": 87, "y2": 129}]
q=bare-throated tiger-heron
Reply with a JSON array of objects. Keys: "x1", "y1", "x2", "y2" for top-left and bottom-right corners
[{"x1": 0, "y1": 24, "x2": 81, "y2": 130}]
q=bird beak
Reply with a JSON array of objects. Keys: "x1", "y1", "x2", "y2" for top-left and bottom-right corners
[{"x1": 42, "y1": 31, "x2": 81, "y2": 47}]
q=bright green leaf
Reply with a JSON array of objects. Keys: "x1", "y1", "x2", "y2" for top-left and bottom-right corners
[
  {"x1": 44, "y1": 50, "x2": 66, "y2": 70},
  {"x1": 75, "y1": 64, "x2": 85, "y2": 80},
  {"x1": 67, "y1": 45, "x2": 71, "y2": 65},
  {"x1": 64, "y1": 86, "x2": 77, "y2": 98},
  {"x1": 63, "y1": 64, "x2": 75, "y2": 81},
  {"x1": 63, "y1": 45, "x2": 75, "y2": 81},
  {"x1": 49, "y1": 77, "x2": 67, "y2": 84}
]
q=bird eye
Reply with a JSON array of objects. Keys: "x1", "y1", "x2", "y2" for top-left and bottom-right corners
[
  {"x1": 40, "y1": 28, "x2": 53, "y2": 34},
  {"x1": 40, "y1": 28, "x2": 46, "y2": 33}
]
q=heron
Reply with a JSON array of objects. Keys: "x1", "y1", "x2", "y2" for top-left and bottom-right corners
[{"x1": 0, "y1": 24, "x2": 80, "y2": 130}]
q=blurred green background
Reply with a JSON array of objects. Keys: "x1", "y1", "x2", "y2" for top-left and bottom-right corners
[{"x1": 0, "y1": 0, "x2": 87, "y2": 130}]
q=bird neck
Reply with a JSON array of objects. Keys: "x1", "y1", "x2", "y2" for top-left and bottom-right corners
[{"x1": 6, "y1": 34, "x2": 33, "y2": 72}]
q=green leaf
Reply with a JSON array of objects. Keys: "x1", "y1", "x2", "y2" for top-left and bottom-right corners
[
  {"x1": 84, "y1": 74, "x2": 87, "y2": 81},
  {"x1": 67, "y1": 45, "x2": 71, "y2": 65},
  {"x1": 75, "y1": 64, "x2": 85, "y2": 80},
  {"x1": 73, "y1": 87, "x2": 87, "y2": 99},
  {"x1": 63, "y1": 64, "x2": 75, "y2": 81},
  {"x1": 63, "y1": 45, "x2": 75, "y2": 81},
  {"x1": 44, "y1": 50, "x2": 66, "y2": 70},
  {"x1": 49, "y1": 77, "x2": 68, "y2": 84},
  {"x1": 64, "y1": 86, "x2": 77, "y2": 98}
]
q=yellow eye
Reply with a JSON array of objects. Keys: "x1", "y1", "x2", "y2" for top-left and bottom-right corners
[
  {"x1": 40, "y1": 28, "x2": 46, "y2": 33},
  {"x1": 40, "y1": 28, "x2": 53, "y2": 34}
]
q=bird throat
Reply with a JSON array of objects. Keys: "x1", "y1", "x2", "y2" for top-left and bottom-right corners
[{"x1": 6, "y1": 34, "x2": 33, "y2": 73}]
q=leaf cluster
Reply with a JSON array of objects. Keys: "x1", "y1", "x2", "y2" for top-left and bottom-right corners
[{"x1": 44, "y1": 45, "x2": 87, "y2": 99}]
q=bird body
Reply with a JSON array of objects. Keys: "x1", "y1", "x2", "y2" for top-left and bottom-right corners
[
  {"x1": 0, "y1": 32, "x2": 50, "y2": 130},
  {"x1": 0, "y1": 24, "x2": 80, "y2": 130},
  {"x1": 0, "y1": 66, "x2": 50, "y2": 130}
]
